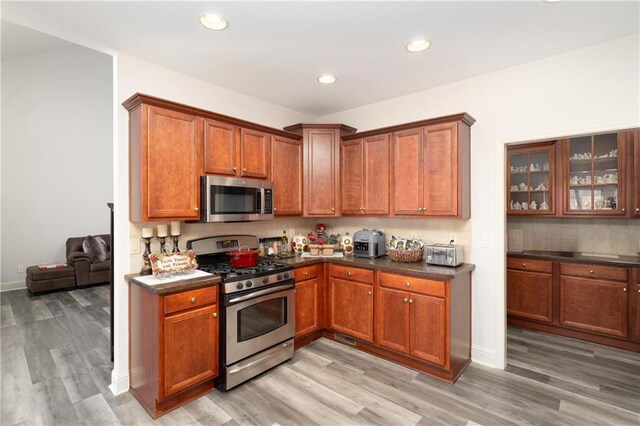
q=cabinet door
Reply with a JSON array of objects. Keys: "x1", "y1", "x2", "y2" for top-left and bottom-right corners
[
  {"x1": 306, "y1": 129, "x2": 339, "y2": 216},
  {"x1": 423, "y1": 123, "x2": 457, "y2": 216},
  {"x1": 507, "y1": 270, "x2": 553, "y2": 323},
  {"x1": 507, "y1": 143, "x2": 556, "y2": 215},
  {"x1": 363, "y1": 134, "x2": 390, "y2": 215},
  {"x1": 163, "y1": 305, "x2": 218, "y2": 398},
  {"x1": 633, "y1": 132, "x2": 640, "y2": 217},
  {"x1": 375, "y1": 287, "x2": 410, "y2": 353},
  {"x1": 295, "y1": 278, "x2": 320, "y2": 338},
  {"x1": 392, "y1": 129, "x2": 423, "y2": 215},
  {"x1": 329, "y1": 278, "x2": 374, "y2": 342},
  {"x1": 341, "y1": 139, "x2": 364, "y2": 215},
  {"x1": 409, "y1": 293, "x2": 447, "y2": 368},
  {"x1": 204, "y1": 119, "x2": 237, "y2": 176},
  {"x1": 560, "y1": 277, "x2": 628, "y2": 338},
  {"x1": 633, "y1": 280, "x2": 640, "y2": 343},
  {"x1": 271, "y1": 135, "x2": 302, "y2": 215},
  {"x1": 146, "y1": 106, "x2": 201, "y2": 220},
  {"x1": 239, "y1": 128, "x2": 270, "y2": 179}
]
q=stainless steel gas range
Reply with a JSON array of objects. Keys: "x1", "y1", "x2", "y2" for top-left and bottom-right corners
[{"x1": 187, "y1": 235, "x2": 294, "y2": 390}]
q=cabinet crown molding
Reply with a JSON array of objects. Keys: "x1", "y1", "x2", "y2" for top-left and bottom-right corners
[{"x1": 283, "y1": 123, "x2": 358, "y2": 137}]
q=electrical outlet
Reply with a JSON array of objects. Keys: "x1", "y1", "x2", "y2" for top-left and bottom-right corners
[
  {"x1": 17, "y1": 265, "x2": 25, "y2": 273},
  {"x1": 449, "y1": 233, "x2": 457, "y2": 245},
  {"x1": 130, "y1": 239, "x2": 140, "y2": 254}
]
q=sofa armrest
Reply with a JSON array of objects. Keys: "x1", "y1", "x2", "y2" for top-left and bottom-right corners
[{"x1": 68, "y1": 251, "x2": 93, "y2": 265}]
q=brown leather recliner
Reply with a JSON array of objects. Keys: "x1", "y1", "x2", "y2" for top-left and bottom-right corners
[{"x1": 66, "y1": 234, "x2": 111, "y2": 287}]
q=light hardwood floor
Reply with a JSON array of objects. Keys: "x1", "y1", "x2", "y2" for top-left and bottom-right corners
[{"x1": 1, "y1": 286, "x2": 639, "y2": 425}]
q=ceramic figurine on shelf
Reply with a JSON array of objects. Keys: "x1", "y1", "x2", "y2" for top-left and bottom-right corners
[
  {"x1": 540, "y1": 201, "x2": 548, "y2": 210},
  {"x1": 522, "y1": 202, "x2": 528, "y2": 210},
  {"x1": 530, "y1": 201, "x2": 537, "y2": 210},
  {"x1": 543, "y1": 162, "x2": 549, "y2": 171},
  {"x1": 519, "y1": 182, "x2": 527, "y2": 191},
  {"x1": 513, "y1": 201, "x2": 521, "y2": 210}
]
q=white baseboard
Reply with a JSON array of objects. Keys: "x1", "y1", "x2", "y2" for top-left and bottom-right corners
[
  {"x1": 109, "y1": 369, "x2": 130, "y2": 396},
  {"x1": 1, "y1": 280, "x2": 26, "y2": 292},
  {"x1": 471, "y1": 345, "x2": 499, "y2": 368}
]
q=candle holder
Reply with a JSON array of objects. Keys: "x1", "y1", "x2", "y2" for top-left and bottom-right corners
[
  {"x1": 172, "y1": 235, "x2": 180, "y2": 253},
  {"x1": 140, "y1": 237, "x2": 152, "y2": 276},
  {"x1": 158, "y1": 236, "x2": 169, "y2": 254}
]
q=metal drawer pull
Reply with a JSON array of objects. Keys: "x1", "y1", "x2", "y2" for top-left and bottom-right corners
[
  {"x1": 367, "y1": 291, "x2": 372, "y2": 296},
  {"x1": 522, "y1": 263, "x2": 526, "y2": 267},
  {"x1": 405, "y1": 282, "x2": 411, "y2": 287},
  {"x1": 409, "y1": 299, "x2": 413, "y2": 304},
  {"x1": 347, "y1": 272, "x2": 352, "y2": 277},
  {"x1": 623, "y1": 288, "x2": 627, "y2": 292},
  {"x1": 589, "y1": 270, "x2": 594, "y2": 274},
  {"x1": 403, "y1": 298, "x2": 409, "y2": 303},
  {"x1": 191, "y1": 297, "x2": 196, "y2": 303},
  {"x1": 304, "y1": 272, "x2": 309, "y2": 276},
  {"x1": 213, "y1": 312, "x2": 218, "y2": 318}
]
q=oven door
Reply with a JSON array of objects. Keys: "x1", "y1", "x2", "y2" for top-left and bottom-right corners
[{"x1": 225, "y1": 282, "x2": 295, "y2": 365}]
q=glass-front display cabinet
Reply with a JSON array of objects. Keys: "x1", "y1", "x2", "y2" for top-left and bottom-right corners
[
  {"x1": 563, "y1": 132, "x2": 626, "y2": 216},
  {"x1": 507, "y1": 142, "x2": 556, "y2": 215}
]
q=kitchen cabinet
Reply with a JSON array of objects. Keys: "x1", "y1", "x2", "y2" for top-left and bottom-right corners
[
  {"x1": 559, "y1": 263, "x2": 628, "y2": 338},
  {"x1": 506, "y1": 257, "x2": 553, "y2": 323},
  {"x1": 129, "y1": 283, "x2": 219, "y2": 418},
  {"x1": 293, "y1": 264, "x2": 322, "y2": 338},
  {"x1": 239, "y1": 128, "x2": 270, "y2": 179},
  {"x1": 376, "y1": 272, "x2": 448, "y2": 367},
  {"x1": 284, "y1": 124, "x2": 357, "y2": 217},
  {"x1": 507, "y1": 142, "x2": 556, "y2": 215},
  {"x1": 561, "y1": 132, "x2": 627, "y2": 216},
  {"x1": 633, "y1": 131, "x2": 640, "y2": 217},
  {"x1": 127, "y1": 103, "x2": 202, "y2": 222},
  {"x1": 341, "y1": 134, "x2": 390, "y2": 215},
  {"x1": 389, "y1": 117, "x2": 472, "y2": 218},
  {"x1": 203, "y1": 119, "x2": 237, "y2": 176},
  {"x1": 633, "y1": 269, "x2": 640, "y2": 342},
  {"x1": 328, "y1": 264, "x2": 374, "y2": 342},
  {"x1": 271, "y1": 135, "x2": 303, "y2": 215}
]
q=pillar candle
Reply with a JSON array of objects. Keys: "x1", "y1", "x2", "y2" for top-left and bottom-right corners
[
  {"x1": 170, "y1": 221, "x2": 181, "y2": 236},
  {"x1": 157, "y1": 224, "x2": 168, "y2": 237},
  {"x1": 142, "y1": 227, "x2": 154, "y2": 238}
]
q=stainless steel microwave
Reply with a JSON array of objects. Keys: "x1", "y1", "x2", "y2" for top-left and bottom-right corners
[{"x1": 197, "y1": 176, "x2": 274, "y2": 222}]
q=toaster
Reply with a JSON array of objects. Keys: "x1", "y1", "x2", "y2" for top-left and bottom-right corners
[
  {"x1": 353, "y1": 229, "x2": 386, "y2": 258},
  {"x1": 425, "y1": 244, "x2": 463, "y2": 267}
]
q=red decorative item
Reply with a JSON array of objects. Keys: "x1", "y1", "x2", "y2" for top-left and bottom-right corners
[
  {"x1": 315, "y1": 223, "x2": 326, "y2": 237},
  {"x1": 228, "y1": 246, "x2": 259, "y2": 268}
]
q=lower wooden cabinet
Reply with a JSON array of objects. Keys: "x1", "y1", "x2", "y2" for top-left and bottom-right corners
[
  {"x1": 294, "y1": 264, "x2": 323, "y2": 338},
  {"x1": 129, "y1": 283, "x2": 219, "y2": 418},
  {"x1": 506, "y1": 269, "x2": 553, "y2": 323},
  {"x1": 633, "y1": 269, "x2": 640, "y2": 342},
  {"x1": 329, "y1": 277, "x2": 374, "y2": 342},
  {"x1": 409, "y1": 293, "x2": 447, "y2": 367}
]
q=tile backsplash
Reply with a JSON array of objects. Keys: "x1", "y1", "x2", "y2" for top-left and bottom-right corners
[
  {"x1": 507, "y1": 217, "x2": 640, "y2": 256},
  {"x1": 129, "y1": 217, "x2": 472, "y2": 272}
]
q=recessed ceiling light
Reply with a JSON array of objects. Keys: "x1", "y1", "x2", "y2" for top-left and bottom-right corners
[
  {"x1": 406, "y1": 39, "x2": 431, "y2": 53},
  {"x1": 200, "y1": 13, "x2": 228, "y2": 30},
  {"x1": 318, "y1": 74, "x2": 337, "y2": 84}
]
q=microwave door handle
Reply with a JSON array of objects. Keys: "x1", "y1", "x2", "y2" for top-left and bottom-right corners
[{"x1": 258, "y1": 187, "x2": 264, "y2": 214}]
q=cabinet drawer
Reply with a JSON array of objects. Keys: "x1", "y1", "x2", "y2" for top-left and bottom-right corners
[
  {"x1": 294, "y1": 264, "x2": 320, "y2": 282},
  {"x1": 329, "y1": 264, "x2": 374, "y2": 284},
  {"x1": 379, "y1": 272, "x2": 445, "y2": 298},
  {"x1": 164, "y1": 286, "x2": 217, "y2": 315},
  {"x1": 507, "y1": 257, "x2": 552, "y2": 273},
  {"x1": 560, "y1": 263, "x2": 627, "y2": 282}
]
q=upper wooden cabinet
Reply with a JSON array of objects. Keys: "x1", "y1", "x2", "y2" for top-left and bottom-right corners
[
  {"x1": 128, "y1": 103, "x2": 202, "y2": 222},
  {"x1": 284, "y1": 124, "x2": 357, "y2": 217},
  {"x1": 507, "y1": 142, "x2": 556, "y2": 216},
  {"x1": 632, "y1": 131, "x2": 640, "y2": 217},
  {"x1": 271, "y1": 135, "x2": 303, "y2": 215},
  {"x1": 239, "y1": 128, "x2": 270, "y2": 179},
  {"x1": 341, "y1": 134, "x2": 390, "y2": 215},
  {"x1": 562, "y1": 132, "x2": 628, "y2": 216},
  {"x1": 203, "y1": 119, "x2": 237, "y2": 176},
  {"x1": 387, "y1": 117, "x2": 472, "y2": 218}
]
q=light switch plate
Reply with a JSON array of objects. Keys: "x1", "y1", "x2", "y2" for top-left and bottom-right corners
[{"x1": 130, "y1": 239, "x2": 140, "y2": 254}]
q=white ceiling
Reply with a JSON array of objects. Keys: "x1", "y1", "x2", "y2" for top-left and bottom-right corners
[{"x1": 2, "y1": 1, "x2": 639, "y2": 117}]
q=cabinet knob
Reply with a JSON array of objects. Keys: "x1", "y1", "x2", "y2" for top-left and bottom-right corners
[
  {"x1": 243, "y1": 168, "x2": 247, "y2": 172},
  {"x1": 347, "y1": 272, "x2": 352, "y2": 277},
  {"x1": 522, "y1": 263, "x2": 526, "y2": 268},
  {"x1": 418, "y1": 207, "x2": 423, "y2": 211},
  {"x1": 403, "y1": 298, "x2": 409, "y2": 303},
  {"x1": 213, "y1": 312, "x2": 218, "y2": 318},
  {"x1": 304, "y1": 272, "x2": 309, "y2": 276},
  {"x1": 191, "y1": 297, "x2": 196, "y2": 303},
  {"x1": 621, "y1": 208, "x2": 626, "y2": 213},
  {"x1": 409, "y1": 299, "x2": 413, "y2": 304},
  {"x1": 636, "y1": 208, "x2": 640, "y2": 212},
  {"x1": 331, "y1": 207, "x2": 335, "y2": 212},
  {"x1": 368, "y1": 291, "x2": 372, "y2": 296},
  {"x1": 405, "y1": 282, "x2": 411, "y2": 287},
  {"x1": 194, "y1": 207, "x2": 199, "y2": 212},
  {"x1": 623, "y1": 288, "x2": 627, "y2": 292},
  {"x1": 273, "y1": 208, "x2": 277, "y2": 212},
  {"x1": 589, "y1": 270, "x2": 594, "y2": 274},
  {"x1": 232, "y1": 166, "x2": 237, "y2": 172}
]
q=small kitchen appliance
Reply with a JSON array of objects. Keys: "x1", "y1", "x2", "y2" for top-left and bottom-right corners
[
  {"x1": 353, "y1": 229, "x2": 386, "y2": 258},
  {"x1": 195, "y1": 176, "x2": 274, "y2": 223},
  {"x1": 425, "y1": 244, "x2": 464, "y2": 267},
  {"x1": 187, "y1": 234, "x2": 294, "y2": 391}
]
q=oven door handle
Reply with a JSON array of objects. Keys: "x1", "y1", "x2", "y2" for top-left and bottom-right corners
[{"x1": 228, "y1": 282, "x2": 294, "y2": 304}]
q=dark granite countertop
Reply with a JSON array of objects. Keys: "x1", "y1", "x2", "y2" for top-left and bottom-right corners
[
  {"x1": 507, "y1": 250, "x2": 640, "y2": 268},
  {"x1": 276, "y1": 255, "x2": 476, "y2": 281},
  {"x1": 125, "y1": 271, "x2": 221, "y2": 295}
]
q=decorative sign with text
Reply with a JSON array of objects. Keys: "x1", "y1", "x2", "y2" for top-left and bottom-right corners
[{"x1": 149, "y1": 250, "x2": 198, "y2": 278}]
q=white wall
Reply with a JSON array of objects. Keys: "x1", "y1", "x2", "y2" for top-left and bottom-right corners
[
  {"x1": 111, "y1": 53, "x2": 315, "y2": 393},
  {"x1": 320, "y1": 34, "x2": 640, "y2": 368},
  {"x1": 1, "y1": 46, "x2": 113, "y2": 290}
]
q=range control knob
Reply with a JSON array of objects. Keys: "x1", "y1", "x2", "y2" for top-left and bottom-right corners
[
  {"x1": 284, "y1": 272, "x2": 290, "y2": 279},
  {"x1": 262, "y1": 277, "x2": 269, "y2": 284},
  {"x1": 236, "y1": 282, "x2": 244, "y2": 290},
  {"x1": 277, "y1": 274, "x2": 283, "y2": 280},
  {"x1": 245, "y1": 281, "x2": 253, "y2": 288}
]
